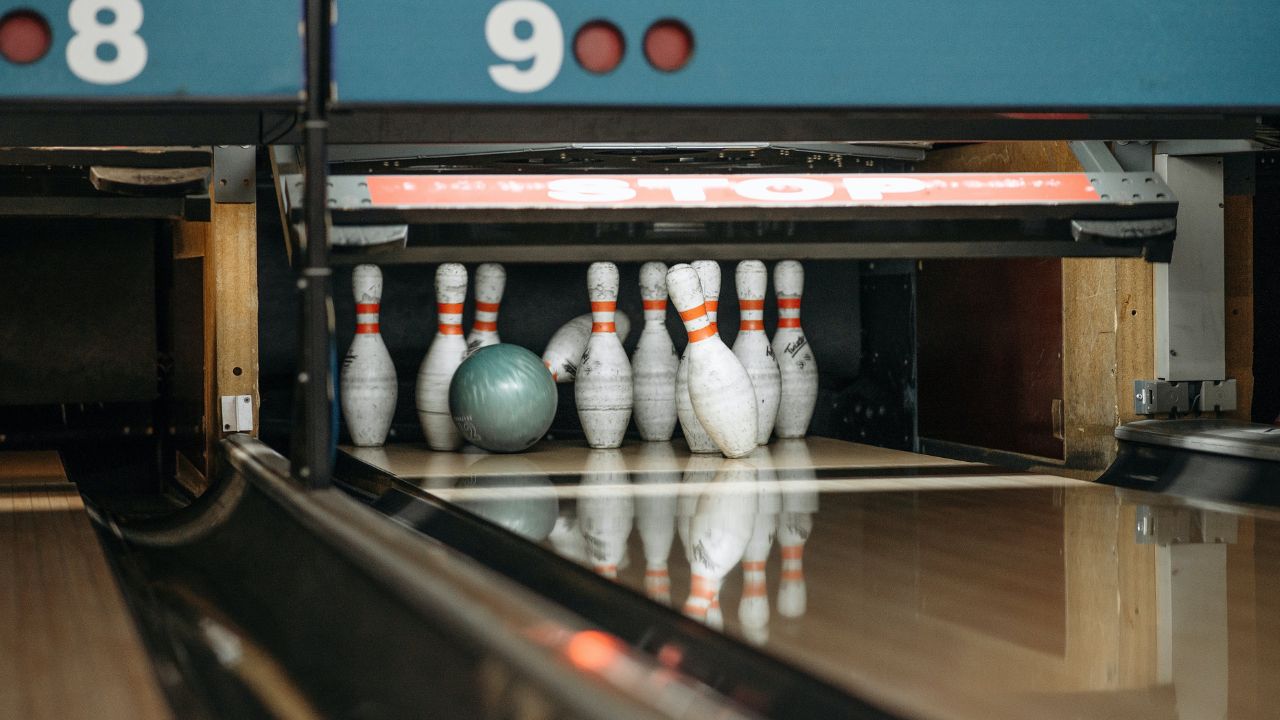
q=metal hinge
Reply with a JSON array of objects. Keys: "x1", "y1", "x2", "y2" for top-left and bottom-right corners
[{"x1": 220, "y1": 395, "x2": 254, "y2": 433}]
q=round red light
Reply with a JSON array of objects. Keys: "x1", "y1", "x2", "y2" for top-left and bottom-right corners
[
  {"x1": 643, "y1": 19, "x2": 693, "y2": 72},
  {"x1": 0, "y1": 10, "x2": 52, "y2": 65},
  {"x1": 573, "y1": 20, "x2": 625, "y2": 74}
]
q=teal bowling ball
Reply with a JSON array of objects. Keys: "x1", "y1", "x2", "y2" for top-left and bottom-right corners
[{"x1": 449, "y1": 344, "x2": 557, "y2": 452}]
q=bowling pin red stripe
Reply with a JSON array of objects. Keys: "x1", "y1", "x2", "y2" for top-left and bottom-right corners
[
  {"x1": 687, "y1": 325, "x2": 716, "y2": 343},
  {"x1": 591, "y1": 322, "x2": 616, "y2": 333},
  {"x1": 475, "y1": 301, "x2": 500, "y2": 312},
  {"x1": 438, "y1": 302, "x2": 464, "y2": 313},
  {"x1": 642, "y1": 299, "x2": 666, "y2": 311},
  {"x1": 645, "y1": 568, "x2": 669, "y2": 578},
  {"x1": 705, "y1": 300, "x2": 718, "y2": 314},
  {"x1": 356, "y1": 322, "x2": 379, "y2": 334},
  {"x1": 777, "y1": 318, "x2": 801, "y2": 328},
  {"x1": 781, "y1": 545, "x2": 804, "y2": 560},
  {"x1": 739, "y1": 299, "x2": 764, "y2": 311},
  {"x1": 355, "y1": 303, "x2": 380, "y2": 313},
  {"x1": 778, "y1": 298, "x2": 802, "y2": 309},
  {"x1": 744, "y1": 581, "x2": 767, "y2": 595},
  {"x1": 472, "y1": 320, "x2": 497, "y2": 331},
  {"x1": 590, "y1": 301, "x2": 616, "y2": 312},
  {"x1": 595, "y1": 564, "x2": 618, "y2": 578},
  {"x1": 678, "y1": 305, "x2": 707, "y2": 321},
  {"x1": 739, "y1": 319, "x2": 765, "y2": 331},
  {"x1": 743, "y1": 561, "x2": 766, "y2": 572},
  {"x1": 438, "y1": 324, "x2": 463, "y2": 334},
  {"x1": 781, "y1": 570, "x2": 804, "y2": 581}
]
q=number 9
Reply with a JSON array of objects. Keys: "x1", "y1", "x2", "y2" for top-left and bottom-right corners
[{"x1": 485, "y1": 0, "x2": 563, "y2": 93}]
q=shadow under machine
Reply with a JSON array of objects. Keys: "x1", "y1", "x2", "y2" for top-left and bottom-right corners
[{"x1": 2, "y1": 2, "x2": 1279, "y2": 719}]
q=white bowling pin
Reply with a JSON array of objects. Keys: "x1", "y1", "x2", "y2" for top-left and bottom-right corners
[
  {"x1": 634, "y1": 443, "x2": 680, "y2": 604},
  {"x1": 415, "y1": 263, "x2": 468, "y2": 451},
  {"x1": 575, "y1": 263, "x2": 633, "y2": 449},
  {"x1": 543, "y1": 311, "x2": 632, "y2": 382},
  {"x1": 676, "y1": 261, "x2": 724, "y2": 454},
  {"x1": 772, "y1": 261, "x2": 818, "y2": 438},
  {"x1": 465, "y1": 262, "x2": 505, "y2": 356},
  {"x1": 667, "y1": 264, "x2": 758, "y2": 459},
  {"x1": 732, "y1": 260, "x2": 782, "y2": 445},
  {"x1": 631, "y1": 262, "x2": 679, "y2": 442},
  {"x1": 340, "y1": 265, "x2": 397, "y2": 447},
  {"x1": 773, "y1": 440, "x2": 819, "y2": 619},
  {"x1": 577, "y1": 450, "x2": 634, "y2": 578},
  {"x1": 681, "y1": 458, "x2": 757, "y2": 624}
]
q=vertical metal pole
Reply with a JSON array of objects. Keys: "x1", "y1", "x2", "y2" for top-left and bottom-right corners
[{"x1": 293, "y1": 0, "x2": 334, "y2": 488}]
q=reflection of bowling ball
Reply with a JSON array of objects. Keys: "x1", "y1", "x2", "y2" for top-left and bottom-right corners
[
  {"x1": 453, "y1": 458, "x2": 558, "y2": 542},
  {"x1": 449, "y1": 344, "x2": 557, "y2": 452}
]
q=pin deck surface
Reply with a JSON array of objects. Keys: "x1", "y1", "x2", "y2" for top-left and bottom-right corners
[{"x1": 0, "y1": 452, "x2": 170, "y2": 720}]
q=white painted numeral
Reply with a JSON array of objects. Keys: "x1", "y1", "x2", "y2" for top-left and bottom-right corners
[
  {"x1": 66, "y1": 0, "x2": 147, "y2": 85},
  {"x1": 485, "y1": 0, "x2": 562, "y2": 93}
]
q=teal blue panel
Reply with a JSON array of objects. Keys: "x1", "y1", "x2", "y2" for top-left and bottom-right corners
[
  {"x1": 334, "y1": 0, "x2": 1279, "y2": 109},
  {"x1": 0, "y1": 0, "x2": 300, "y2": 99}
]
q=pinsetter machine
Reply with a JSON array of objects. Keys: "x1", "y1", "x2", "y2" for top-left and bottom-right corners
[{"x1": 2, "y1": 1, "x2": 1278, "y2": 718}]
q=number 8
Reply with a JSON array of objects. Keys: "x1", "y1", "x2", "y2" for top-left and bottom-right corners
[
  {"x1": 486, "y1": 0, "x2": 563, "y2": 93},
  {"x1": 66, "y1": 0, "x2": 148, "y2": 85}
]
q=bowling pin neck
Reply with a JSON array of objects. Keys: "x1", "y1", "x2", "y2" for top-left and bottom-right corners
[
  {"x1": 677, "y1": 302, "x2": 717, "y2": 344},
  {"x1": 437, "y1": 301, "x2": 463, "y2": 335},
  {"x1": 641, "y1": 298, "x2": 667, "y2": 324},
  {"x1": 472, "y1": 299, "x2": 500, "y2": 334},
  {"x1": 355, "y1": 301, "x2": 381, "y2": 335},
  {"x1": 777, "y1": 296, "x2": 802, "y2": 329},
  {"x1": 591, "y1": 300, "x2": 618, "y2": 334},
  {"x1": 739, "y1": 298, "x2": 765, "y2": 333}
]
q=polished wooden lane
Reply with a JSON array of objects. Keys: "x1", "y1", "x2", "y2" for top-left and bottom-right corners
[
  {"x1": 344, "y1": 437, "x2": 1280, "y2": 720},
  {"x1": 0, "y1": 451, "x2": 171, "y2": 720}
]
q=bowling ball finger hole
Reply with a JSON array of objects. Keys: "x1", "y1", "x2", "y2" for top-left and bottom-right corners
[{"x1": 232, "y1": 366, "x2": 243, "y2": 376}]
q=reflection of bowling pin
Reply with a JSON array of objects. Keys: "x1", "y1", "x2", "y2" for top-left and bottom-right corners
[
  {"x1": 543, "y1": 312, "x2": 632, "y2": 382},
  {"x1": 739, "y1": 449, "x2": 781, "y2": 643},
  {"x1": 772, "y1": 261, "x2": 818, "y2": 438},
  {"x1": 733, "y1": 260, "x2": 781, "y2": 445},
  {"x1": 416, "y1": 263, "x2": 468, "y2": 450},
  {"x1": 632, "y1": 262, "x2": 679, "y2": 442},
  {"x1": 668, "y1": 264, "x2": 758, "y2": 459},
  {"x1": 576, "y1": 263, "x2": 633, "y2": 449},
  {"x1": 466, "y1": 262, "x2": 505, "y2": 356},
  {"x1": 682, "y1": 458, "x2": 757, "y2": 624},
  {"x1": 340, "y1": 264, "x2": 397, "y2": 446},
  {"x1": 634, "y1": 444, "x2": 680, "y2": 604},
  {"x1": 578, "y1": 450, "x2": 634, "y2": 578},
  {"x1": 774, "y1": 440, "x2": 819, "y2": 618},
  {"x1": 549, "y1": 508, "x2": 589, "y2": 565},
  {"x1": 676, "y1": 261, "x2": 721, "y2": 453}
]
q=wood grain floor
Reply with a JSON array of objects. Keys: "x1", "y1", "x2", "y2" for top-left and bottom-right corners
[{"x1": 0, "y1": 451, "x2": 170, "y2": 720}]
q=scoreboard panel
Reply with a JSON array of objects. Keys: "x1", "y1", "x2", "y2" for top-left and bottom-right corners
[
  {"x1": 0, "y1": 0, "x2": 299, "y2": 100},
  {"x1": 334, "y1": 0, "x2": 1280, "y2": 110}
]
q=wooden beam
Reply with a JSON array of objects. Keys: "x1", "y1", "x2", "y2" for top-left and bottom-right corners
[
  {"x1": 207, "y1": 189, "x2": 260, "y2": 448},
  {"x1": 1225, "y1": 194, "x2": 1254, "y2": 420}
]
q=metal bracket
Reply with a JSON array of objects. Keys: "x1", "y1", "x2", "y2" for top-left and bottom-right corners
[
  {"x1": 1135, "y1": 505, "x2": 1238, "y2": 546},
  {"x1": 220, "y1": 395, "x2": 254, "y2": 433},
  {"x1": 1134, "y1": 379, "x2": 1237, "y2": 415},
  {"x1": 213, "y1": 145, "x2": 256, "y2": 203},
  {"x1": 1069, "y1": 140, "x2": 1123, "y2": 173}
]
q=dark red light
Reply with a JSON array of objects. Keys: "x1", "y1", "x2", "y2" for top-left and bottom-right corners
[
  {"x1": 573, "y1": 20, "x2": 625, "y2": 74},
  {"x1": 0, "y1": 10, "x2": 52, "y2": 65},
  {"x1": 643, "y1": 19, "x2": 693, "y2": 72}
]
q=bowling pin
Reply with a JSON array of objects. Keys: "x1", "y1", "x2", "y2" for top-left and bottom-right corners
[
  {"x1": 772, "y1": 261, "x2": 818, "y2": 438},
  {"x1": 549, "y1": 508, "x2": 589, "y2": 565},
  {"x1": 634, "y1": 443, "x2": 681, "y2": 604},
  {"x1": 575, "y1": 262, "x2": 633, "y2": 449},
  {"x1": 667, "y1": 264, "x2": 758, "y2": 459},
  {"x1": 543, "y1": 312, "x2": 632, "y2": 382},
  {"x1": 577, "y1": 450, "x2": 634, "y2": 578},
  {"x1": 675, "y1": 260, "x2": 723, "y2": 453},
  {"x1": 416, "y1": 263, "x2": 468, "y2": 451},
  {"x1": 466, "y1": 262, "x2": 505, "y2": 356},
  {"x1": 774, "y1": 439, "x2": 819, "y2": 618},
  {"x1": 732, "y1": 260, "x2": 782, "y2": 445},
  {"x1": 681, "y1": 458, "x2": 757, "y2": 624},
  {"x1": 632, "y1": 261, "x2": 679, "y2": 442},
  {"x1": 340, "y1": 265, "x2": 398, "y2": 447}
]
